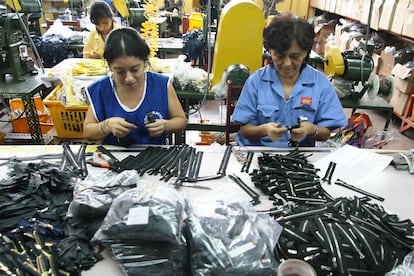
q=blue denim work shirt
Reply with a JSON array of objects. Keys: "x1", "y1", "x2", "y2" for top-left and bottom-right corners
[{"x1": 232, "y1": 64, "x2": 347, "y2": 147}]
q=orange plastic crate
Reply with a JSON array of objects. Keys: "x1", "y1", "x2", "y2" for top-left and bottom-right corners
[
  {"x1": 43, "y1": 84, "x2": 88, "y2": 138},
  {"x1": 10, "y1": 97, "x2": 54, "y2": 135}
]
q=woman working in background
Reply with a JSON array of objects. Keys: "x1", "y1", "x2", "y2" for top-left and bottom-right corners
[
  {"x1": 232, "y1": 13, "x2": 347, "y2": 147},
  {"x1": 83, "y1": 1, "x2": 118, "y2": 59},
  {"x1": 83, "y1": 27, "x2": 187, "y2": 146}
]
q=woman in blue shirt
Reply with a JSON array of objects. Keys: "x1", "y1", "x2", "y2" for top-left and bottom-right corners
[
  {"x1": 83, "y1": 27, "x2": 187, "y2": 146},
  {"x1": 232, "y1": 14, "x2": 347, "y2": 147}
]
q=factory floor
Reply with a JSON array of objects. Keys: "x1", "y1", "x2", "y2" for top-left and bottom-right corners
[{"x1": 185, "y1": 100, "x2": 414, "y2": 150}]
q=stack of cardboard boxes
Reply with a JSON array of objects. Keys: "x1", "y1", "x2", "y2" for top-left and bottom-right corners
[
  {"x1": 311, "y1": 0, "x2": 414, "y2": 39},
  {"x1": 389, "y1": 63, "x2": 414, "y2": 115}
]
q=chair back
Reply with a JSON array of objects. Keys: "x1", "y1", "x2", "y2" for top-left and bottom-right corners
[{"x1": 225, "y1": 80, "x2": 244, "y2": 145}]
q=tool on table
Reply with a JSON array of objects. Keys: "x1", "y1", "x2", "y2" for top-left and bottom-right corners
[
  {"x1": 86, "y1": 159, "x2": 110, "y2": 168},
  {"x1": 96, "y1": 145, "x2": 122, "y2": 171}
]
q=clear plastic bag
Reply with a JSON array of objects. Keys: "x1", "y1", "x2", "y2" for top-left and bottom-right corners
[
  {"x1": 362, "y1": 127, "x2": 400, "y2": 149},
  {"x1": 185, "y1": 199, "x2": 282, "y2": 275},
  {"x1": 67, "y1": 170, "x2": 139, "y2": 219},
  {"x1": 92, "y1": 182, "x2": 186, "y2": 245},
  {"x1": 385, "y1": 250, "x2": 414, "y2": 275},
  {"x1": 109, "y1": 242, "x2": 190, "y2": 276},
  {"x1": 171, "y1": 55, "x2": 209, "y2": 93}
]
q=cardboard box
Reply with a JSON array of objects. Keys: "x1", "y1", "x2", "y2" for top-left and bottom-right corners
[
  {"x1": 370, "y1": 0, "x2": 384, "y2": 30},
  {"x1": 334, "y1": 24, "x2": 343, "y2": 46},
  {"x1": 378, "y1": 50, "x2": 396, "y2": 77},
  {"x1": 391, "y1": 0, "x2": 411, "y2": 34},
  {"x1": 310, "y1": 0, "x2": 326, "y2": 9},
  {"x1": 392, "y1": 63, "x2": 414, "y2": 94},
  {"x1": 378, "y1": 50, "x2": 414, "y2": 77},
  {"x1": 329, "y1": 0, "x2": 337, "y2": 12},
  {"x1": 324, "y1": 0, "x2": 331, "y2": 10},
  {"x1": 390, "y1": 88, "x2": 411, "y2": 115},
  {"x1": 335, "y1": 0, "x2": 342, "y2": 13},
  {"x1": 335, "y1": 0, "x2": 343, "y2": 14},
  {"x1": 379, "y1": 0, "x2": 398, "y2": 30},
  {"x1": 360, "y1": 0, "x2": 373, "y2": 24},
  {"x1": 340, "y1": 31, "x2": 365, "y2": 51},
  {"x1": 354, "y1": 0, "x2": 365, "y2": 21},
  {"x1": 340, "y1": 0, "x2": 353, "y2": 18},
  {"x1": 402, "y1": 4, "x2": 414, "y2": 38},
  {"x1": 313, "y1": 23, "x2": 336, "y2": 56},
  {"x1": 372, "y1": 53, "x2": 381, "y2": 75}
]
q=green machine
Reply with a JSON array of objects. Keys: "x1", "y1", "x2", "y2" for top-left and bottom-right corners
[
  {"x1": 129, "y1": 7, "x2": 146, "y2": 30},
  {"x1": 0, "y1": 13, "x2": 38, "y2": 81},
  {"x1": 1, "y1": 0, "x2": 42, "y2": 81},
  {"x1": 324, "y1": 42, "x2": 375, "y2": 99}
]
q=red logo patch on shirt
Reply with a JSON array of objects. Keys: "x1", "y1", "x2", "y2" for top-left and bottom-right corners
[{"x1": 300, "y1": 96, "x2": 312, "y2": 105}]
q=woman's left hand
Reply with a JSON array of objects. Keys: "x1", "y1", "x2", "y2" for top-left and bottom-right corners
[
  {"x1": 290, "y1": 121, "x2": 314, "y2": 141},
  {"x1": 146, "y1": 119, "x2": 166, "y2": 137}
]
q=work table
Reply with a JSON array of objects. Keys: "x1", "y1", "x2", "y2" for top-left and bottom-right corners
[{"x1": 1, "y1": 144, "x2": 412, "y2": 275}]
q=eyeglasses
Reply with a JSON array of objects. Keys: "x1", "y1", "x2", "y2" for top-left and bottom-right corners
[{"x1": 272, "y1": 52, "x2": 306, "y2": 63}]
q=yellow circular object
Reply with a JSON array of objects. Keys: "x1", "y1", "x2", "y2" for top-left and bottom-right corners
[{"x1": 324, "y1": 45, "x2": 345, "y2": 77}]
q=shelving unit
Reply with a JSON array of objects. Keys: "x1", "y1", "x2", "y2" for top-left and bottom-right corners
[
  {"x1": 309, "y1": 0, "x2": 414, "y2": 41},
  {"x1": 310, "y1": 0, "x2": 414, "y2": 133}
]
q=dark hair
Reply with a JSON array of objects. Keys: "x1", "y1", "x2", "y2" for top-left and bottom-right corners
[
  {"x1": 104, "y1": 27, "x2": 151, "y2": 64},
  {"x1": 90, "y1": 1, "x2": 113, "y2": 24},
  {"x1": 263, "y1": 13, "x2": 315, "y2": 61}
]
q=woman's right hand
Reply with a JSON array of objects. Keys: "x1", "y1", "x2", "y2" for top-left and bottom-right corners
[
  {"x1": 263, "y1": 122, "x2": 287, "y2": 141},
  {"x1": 106, "y1": 117, "x2": 137, "y2": 137}
]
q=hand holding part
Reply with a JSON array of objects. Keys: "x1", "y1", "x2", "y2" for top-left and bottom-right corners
[
  {"x1": 146, "y1": 119, "x2": 166, "y2": 137},
  {"x1": 265, "y1": 122, "x2": 287, "y2": 141},
  {"x1": 290, "y1": 121, "x2": 315, "y2": 141},
  {"x1": 107, "y1": 117, "x2": 137, "y2": 137}
]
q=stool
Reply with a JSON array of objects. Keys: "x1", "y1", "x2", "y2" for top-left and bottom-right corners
[{"x1": 400, "y1": 93, "x2": 414, "y2": 133}]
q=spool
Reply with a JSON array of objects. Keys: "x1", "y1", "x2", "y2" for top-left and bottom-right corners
[
  {"x1": 378, "y1": 76, "x2": 395, "y2": 102},
  {"x1": 366, "y1": 74, "x2": 395, "y2": 102}
]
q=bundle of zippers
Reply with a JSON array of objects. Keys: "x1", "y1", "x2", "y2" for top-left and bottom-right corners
[
  {"x1": 250, "y1": 149, "x2": 414, "y2": 275},
  {"x1": 0, "y1": 144, "x2": 102, "y2": 275}
]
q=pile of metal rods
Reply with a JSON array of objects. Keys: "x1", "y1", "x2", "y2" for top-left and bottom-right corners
[{"x1": 251, "y1": 149, "x2": 414, "y2": 275}]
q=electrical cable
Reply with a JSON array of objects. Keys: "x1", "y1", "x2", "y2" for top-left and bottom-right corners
[{"x1": 186, "y1": 0, "x2": 212, "y2": 117}]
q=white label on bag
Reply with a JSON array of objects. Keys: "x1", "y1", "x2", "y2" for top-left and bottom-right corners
[{"x1": 127, "y1": 206, "x2": 149, "y2": 225}]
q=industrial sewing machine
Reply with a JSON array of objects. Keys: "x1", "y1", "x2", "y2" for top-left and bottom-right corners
[
  {"x1": 0, "y1": 0, "x2": 42, "y2": 81},
  {"x1": 0, "y1": 13, "x2": 38, "y2": 81}
]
